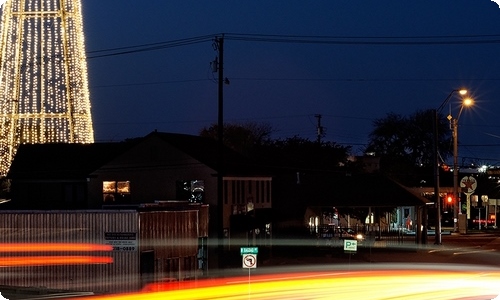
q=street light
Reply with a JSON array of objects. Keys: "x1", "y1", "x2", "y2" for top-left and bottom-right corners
[
  {"x1": 450, "y1": 95, "x2": 473, "y2": 233},
  {"x1": 433, "y1": 89, "x2": 470, "y2": 244}
]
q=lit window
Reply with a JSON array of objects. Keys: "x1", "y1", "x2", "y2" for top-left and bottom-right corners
[
  {"x1": 103, "y1": 181, "x2": 116, "y2": 194},
  {"x1": 103, "y1": 181, "x2": 131, "y2": 203},
  {"x1": 117, "y1": 181, "x2": 130, "y2": 193},
  {"x1": 176, "y1": 180, "x2": 204, "y2": 203}
]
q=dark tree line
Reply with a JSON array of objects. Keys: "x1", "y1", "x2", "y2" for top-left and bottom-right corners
[
  {"x1": 365, "y1": 109, "x2": 453, "y2": 181},
  {"x1": 200, "y1": 121, "x2": 351, "y2": 172},
  {"x1": 200, "y1": 109, "x2": 453, "y2": 177}
]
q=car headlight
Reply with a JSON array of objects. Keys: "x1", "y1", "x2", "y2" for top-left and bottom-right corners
[{"x1": 356, "y1": 234, "x2": 364, "y2": 240}]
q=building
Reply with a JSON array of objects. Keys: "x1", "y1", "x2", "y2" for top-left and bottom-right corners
[
  {"x1": 5, "y1": 131, "x2": 273, "y2": 270},
  {"x1": 0, "y1": 206, "x2": 208, "y2": 293}
]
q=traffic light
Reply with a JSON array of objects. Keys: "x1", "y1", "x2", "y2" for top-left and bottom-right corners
[{"x1": 446, "y1": 194, "x2": 453, "y2": 203}]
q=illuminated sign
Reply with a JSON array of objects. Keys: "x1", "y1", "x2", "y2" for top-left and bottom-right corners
[{"x1": 344, "y1": 239, "x2": 357, "y2": 253}]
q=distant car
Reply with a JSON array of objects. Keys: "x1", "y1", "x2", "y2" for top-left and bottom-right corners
[{"x1": 339, "y1": 228, "x2": 364, "y2": 241}]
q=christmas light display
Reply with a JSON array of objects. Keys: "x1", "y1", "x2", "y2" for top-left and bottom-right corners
[{"x1": 0, "y1": 0, "x2": 94, "y2": 176}]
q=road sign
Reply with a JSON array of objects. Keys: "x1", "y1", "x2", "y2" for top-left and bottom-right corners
[
  {"x1": 460, "y1": 176, "x2": 477, "y2": 195},
  {"x1": 240, "y1": 247, "x2": 258, "y2": 255},
  {"x1": 242, "y1": 254, "x2": 257, "y2": 268},
  {"x1": 344, "y1": 239, "x2": 357, "y2": 253}
]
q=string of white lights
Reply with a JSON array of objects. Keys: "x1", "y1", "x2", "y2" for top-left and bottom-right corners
[{"x1": 0, "y1": 0, "x2": 94, "y2": 176}]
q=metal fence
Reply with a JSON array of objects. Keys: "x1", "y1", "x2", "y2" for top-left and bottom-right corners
[{"x1": 313, "y1": 225, "x2": 418, "y2": 247}]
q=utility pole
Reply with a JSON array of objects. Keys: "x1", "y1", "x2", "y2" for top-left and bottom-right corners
[
  {"x1": 315, "y1": 114, "x2": 324, "y2": 144},
  {"x1": 213, "y1": 35, "x2": 224, "y2": 269},
  {"x1": 432, "y1": 108, "x2": 441, "y2": 245}
]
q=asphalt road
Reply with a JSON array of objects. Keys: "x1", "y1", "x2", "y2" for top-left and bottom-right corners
[
  {"x1": 2, "y1": 231, "x2": 500, "y2": 299},
  {"x1": 259, "y1": 231, "x2": 500, "y2": 268}
]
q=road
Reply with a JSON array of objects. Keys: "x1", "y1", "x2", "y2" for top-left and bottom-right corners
[
  {"x1": 2, "y1": 231, "x2": 500, "y2": 299},
  {"x1": 258, "y1": 231, "x2": 500, "y2": 268},
  {"x1": 60, "y1": 269, "x2": 500, "y2": 300}
]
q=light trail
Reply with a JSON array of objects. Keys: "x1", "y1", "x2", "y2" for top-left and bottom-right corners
[
  {"x1": 0, "y1": 243, "x2": 113, "y2": 267},
  {"x1": 0, "y1": 243, "x2": 113, "y2": 252},
  {"x1": 0, "y1": 256, "x2": 113, "y2": 267},
  {"x1": 67, "y1": 269, "x2": 500, "y2": 300}
]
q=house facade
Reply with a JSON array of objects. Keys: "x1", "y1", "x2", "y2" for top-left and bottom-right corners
[{"x1": 5, "y1": 131, "x2": 273, "y2": 271}]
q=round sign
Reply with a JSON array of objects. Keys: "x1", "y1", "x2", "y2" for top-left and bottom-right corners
[
  {"x1": 242, "y1": 254, "x2": 257, "y2": 268},
  {"x1": 460, "y1": 176, "x2": 477, "y2": 194}
]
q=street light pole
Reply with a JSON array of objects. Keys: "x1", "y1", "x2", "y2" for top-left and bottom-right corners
[
  {"x1": 433, "y1": 89, "x2": 469, "y2": 244},
  {"x1": 432, "y1": 108, "x2": 442, "y2": 245},
  {"x1": 450, "y1": 97, "x2": 473, "y2": 233},
  {"x1": 452, "y1": 118, "x2": 459, "y2": 232}
]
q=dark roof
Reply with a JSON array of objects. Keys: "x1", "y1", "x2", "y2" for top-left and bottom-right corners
[
  {"x1": 148, "y1": 131, "x2": 265, "y2": 176},
  {"x1": 308, "y1": 173, "x2": 430, "y2": 207},
  {"x1": 7, "y1": 131, "x2": 267, "y2": 180},
  {"x1": 7, "y1": 142, "x2": 136, "y2": 180}
]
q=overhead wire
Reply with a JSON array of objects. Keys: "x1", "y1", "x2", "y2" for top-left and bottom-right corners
[
  {"x1": 85, "y1": 32, "x2": 500, "y2": 59},
  {"x1": 86, "y1": 35, "x2": 215, "y2": 59},
  {"x1": 87, "y1": 33, "x2": 500, "y2": 156}
]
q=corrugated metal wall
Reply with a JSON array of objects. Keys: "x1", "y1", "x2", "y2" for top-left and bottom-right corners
[
  {"x1": 0, "y1": 209, "x2": 204, "y2": 293},
  {"x1": 0, "y1": 211, "x2": 139, "y2": 293},
  {"x1": 139, "y1": 210, "x2": 199, "y2": 281}
]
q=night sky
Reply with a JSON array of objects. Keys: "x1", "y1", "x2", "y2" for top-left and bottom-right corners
[{"x1": 82, "y1": 1, "x2": 500, "y2": 165}]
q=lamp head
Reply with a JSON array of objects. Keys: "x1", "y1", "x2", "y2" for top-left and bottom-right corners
[
  {"x1": 458, "y1": 89, "x2": 467, "y2": 95},
  {"x1": 463, "y1": 97, "x2": 473, "y2": 107}
]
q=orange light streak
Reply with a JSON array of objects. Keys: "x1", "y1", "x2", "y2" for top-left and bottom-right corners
[
  {"x1": 0, "y1": 243, "x2": 113, "y2": 252},
  {"x1": 0, "y1": 256, "x2": 113, "y2": 267}
]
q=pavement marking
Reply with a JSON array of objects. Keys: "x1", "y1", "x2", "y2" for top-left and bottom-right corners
[
  {"x1": 428, "y1": 246, "x2": 481, "y2": 254},
  {"x1": 453, "y1": 249, "x2": 497, "y2": 255}
]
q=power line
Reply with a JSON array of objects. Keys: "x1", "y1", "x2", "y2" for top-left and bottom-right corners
[
  {"x1": 92, "y1": 79, "x2": 210, "y2": 88},
  {"x1": 224, "y1": 32, "x2": 500, "y2": 40},
  {"x1": 85, "y1": 32, "x2": 500, "y2": 60},
  {"x1": 229, "y1": 77, "x2": 500, "y2": 82},
  {"x1": 86, "y1": 35, "x2": 215, "y2": 59},
  {"x1": 89, "y1": 77, "x2": 500, "y2": 90},
  {"x1": 223, "y1": 33, "x2": 500, "y2": 45}
]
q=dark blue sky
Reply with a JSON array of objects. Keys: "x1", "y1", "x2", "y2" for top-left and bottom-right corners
[{"x1": 83, "y1": 1, "x2": 500, "y2": 165}]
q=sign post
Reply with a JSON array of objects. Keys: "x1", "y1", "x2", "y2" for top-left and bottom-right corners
[
  {"x1": 240, "y1": 247, "x2": 258, "y2": 269},
  {"x1": 240, "y1": 247, "x2": 258, "y2": 297},
  {"x1": 460, "y1": 176, "x2": 477, "y2": 219}
]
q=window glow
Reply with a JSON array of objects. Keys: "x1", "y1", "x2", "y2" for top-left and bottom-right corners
[
  {"x1": 103, "y1": 180, "x2": 131, "y2": 203},
  {"x1": 103, "y1": 181, "x2": 117, "y2": 194},
  {"x1": 116, "y1": 181, "x2": 130, "y2": 193},
  {"x1": 0, "y1": 0, "x2": 94, "y2": 176}
]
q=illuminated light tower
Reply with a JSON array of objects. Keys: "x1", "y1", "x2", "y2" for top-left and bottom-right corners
[{"x1": 0, "y1": 0, "x2": 94, "y2": 176}]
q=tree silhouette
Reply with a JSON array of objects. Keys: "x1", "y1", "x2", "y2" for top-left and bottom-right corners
[{"x1": 366, "y1": 109, "x2": 452, "y2": 182}]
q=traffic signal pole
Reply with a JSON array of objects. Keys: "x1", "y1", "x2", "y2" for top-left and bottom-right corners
[{"x1": 433, "y1": 109, "x2": 442, "y2": 245}]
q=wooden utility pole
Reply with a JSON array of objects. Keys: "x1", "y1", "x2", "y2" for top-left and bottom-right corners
[
  {"x1": 315, "y1": 114, "x2": 323, "y2": 143},
  {"x1": 214, "y1": 35, "x2": 225, "y2": 269}
]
